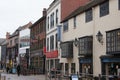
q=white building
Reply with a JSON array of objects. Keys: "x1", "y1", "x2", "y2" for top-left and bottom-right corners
[
  {"x1": 18, "y1": 22, "x2": 32, "y2": 67},
  {"x1": 46, "y1": 0, "x2": 61, "y2": 71},
  {"x1": 60, "y1": 0, "x2": 120, "y2": 78}
]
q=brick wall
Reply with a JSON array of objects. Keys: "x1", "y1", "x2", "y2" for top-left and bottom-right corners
[{"x1": 61, "y1": 0, "x2": 90, "y2": 21}]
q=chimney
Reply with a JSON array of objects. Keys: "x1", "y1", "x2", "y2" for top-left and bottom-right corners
[
  {"x1": 6, "y1": 32, "x2": 10, "y2": 40},
  {"x1": 43, "y1": 8, "x2": 46, "y2": 17}
]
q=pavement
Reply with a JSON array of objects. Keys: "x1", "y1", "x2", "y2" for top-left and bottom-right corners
[{"x1": 1, "y1": 73, "x2": 46, "y2": 80}]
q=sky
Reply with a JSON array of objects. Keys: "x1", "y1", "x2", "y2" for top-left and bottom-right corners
[{"x1": 0, "y1": 0, "x2": 53, "y2": 38}]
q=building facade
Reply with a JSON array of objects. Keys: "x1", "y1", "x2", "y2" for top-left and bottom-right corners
[
  {"x1": 30, "y1": 9, "x2": 46, "y2": 74},
  {"x1": 60, "y1": 0, "x2": 120, "y2": 79},
  {"x1": 0, "y1": 38, "x2": 6, "y2": 69},
  {"x1": 19, "y1": 22, "x2": 32, "y2": 70},
  {"x1": 6, "y1": 28, "x2": 20, "y2": 71},
  {"x1": 46, "y1": 0, "x2": 61, "y2": 72}
]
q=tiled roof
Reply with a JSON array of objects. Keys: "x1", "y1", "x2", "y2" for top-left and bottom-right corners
[{"x1": 61, "y1": 0, "x2": 107, "y2": 22}]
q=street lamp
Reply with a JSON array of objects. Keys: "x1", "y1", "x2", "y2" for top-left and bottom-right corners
[
  {"x1": 74, "y1": 38, "x2": 79, "y2": 47},
  {"x1": 96, "y1": 31, "x2": 103, "y2": 44}
]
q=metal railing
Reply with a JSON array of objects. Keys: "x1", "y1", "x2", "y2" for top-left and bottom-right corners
[{"x1": 45, "y1": 70, "x2": 120, "y2": 80}]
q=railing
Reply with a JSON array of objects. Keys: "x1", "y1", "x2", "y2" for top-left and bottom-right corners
[{"x1": 45, "y1": 70, "x2": 120, "y2": 80}]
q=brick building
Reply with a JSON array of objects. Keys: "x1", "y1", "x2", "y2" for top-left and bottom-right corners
[{"x1": 29, "y1": 9, "x2": 46, "y2": 74}]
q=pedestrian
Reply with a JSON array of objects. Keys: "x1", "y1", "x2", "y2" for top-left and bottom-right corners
[
  {"x1": 16, "y1": 64, "x2": 21, "y2": 76},
  {"x1": 6, "y1": 66, "x2": 9, "y2": 73}
]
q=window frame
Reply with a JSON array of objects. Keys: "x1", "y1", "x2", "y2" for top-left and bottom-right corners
[
  {"x1": 85, "y1": 8, "x2": 93, "y2": 22},
  {"x1": 63, "y1": 21, "x2": 68, "y2": 32},
  {"x1": 100, "y1": 0, "x2": 109, "y2": 17},
  {"x1": 78, "y1": 36, "x2": 93, "y2": 55},
  {"x1": 56, "y1": 9, "x2": 58, "y2": 25},
  {"x1": 73, "y1": 16, "x2": 76, "y2": 28},
  {"x1": 106, "y1": 29, "x2": 120, "y2": 54},
  {"x1": 50, "y1": 35, "x2": 54, "y2": 50}
]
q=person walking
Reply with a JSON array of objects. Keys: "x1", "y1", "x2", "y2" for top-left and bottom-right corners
[
  {"x1": 6, "y1": 66, "x2": 9, "y2": 73},
  {"x1": 16, "y1": 64, "x2": 21, "y2": 76}
]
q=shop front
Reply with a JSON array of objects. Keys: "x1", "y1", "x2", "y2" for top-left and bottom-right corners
[
  {"x1": 30, "y1": 50, "x2": 45, "y2": 74},
  {"x1": 79, "y1": 57, "x2": 93, "y2": 76},
  {"x1": 101, "y1": 56, "x2": 120, "y2": 79}
]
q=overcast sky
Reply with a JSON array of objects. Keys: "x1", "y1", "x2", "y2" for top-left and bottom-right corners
[{"x1": 0, "y1": 0, "x2": 53, "y2": 38}]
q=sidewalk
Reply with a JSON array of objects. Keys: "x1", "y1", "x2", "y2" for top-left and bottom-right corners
[{"x1": 1, "y1": 73, "x2": 46, "y2": 80}]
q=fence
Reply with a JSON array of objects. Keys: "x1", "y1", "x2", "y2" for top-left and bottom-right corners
[{"x1": 45, "y1": 70, "x2": 120, "y2": 80}]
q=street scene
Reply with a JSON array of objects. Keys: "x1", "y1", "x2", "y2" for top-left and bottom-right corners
[{"x1": 0, "y1": 0, "x2": 120, "y2": 80}]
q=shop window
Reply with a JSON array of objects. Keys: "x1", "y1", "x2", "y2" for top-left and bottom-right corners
[
  {"x1": 71, "y1": 63, "x2": 76, "y2": 74},
  {"x1": 65, "y1": 63, "x2": 69, "y2": 74}
]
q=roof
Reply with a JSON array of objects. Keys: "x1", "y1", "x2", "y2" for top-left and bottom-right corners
[
  {"x1": 29, "y1": 16, "x2": 46, "y2": 29},
  {"x1": 0, "y1": 38, "x2": 5, "y2": 45},
  {"x1": 20, "y1": 22, "x2": 32, "y2": 30},
  {"x1": 9, "y1": 22, "x2": 32, "y2": 38},
  {"x1": 61, "y1": 0, "x2": 107, "y2": 22}
]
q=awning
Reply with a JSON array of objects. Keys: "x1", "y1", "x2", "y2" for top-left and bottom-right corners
[
  {"x1": 79, "y1": 58, "x2": 92, "y2": 63},
  {"x1": 100, "y1": 55, "x2": 120, "y2": 63}
]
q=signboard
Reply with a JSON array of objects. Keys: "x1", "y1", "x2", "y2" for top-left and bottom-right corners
[{"x1": 71, "y1": 74, "x2": 78, "y2": 80}]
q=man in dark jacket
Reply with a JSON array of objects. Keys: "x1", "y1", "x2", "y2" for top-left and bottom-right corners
[{"x1": 17, "y1": 64, "x2": 21, "y2": 76}]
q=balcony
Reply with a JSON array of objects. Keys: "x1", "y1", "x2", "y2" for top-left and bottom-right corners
[
  {"x1": 61, "y1": 41, "x2": 73, "y2": 58},
  {"x1": 45, "y1": 50, "x2": 58, "y2": 58}
]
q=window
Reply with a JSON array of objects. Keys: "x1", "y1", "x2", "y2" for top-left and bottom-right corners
[
  {"x1": 50, "y1": 15, "x2": 52, "y2": 28},
  {"x1": 118, "y1": 0, "x2": 120, "y2": 10},
  {"x1": 65, "y1": 63, "x2": 69, "y2": 74},
  {"x1": 10, "y1": 40, "x2": 12, "y2": 46},
  {"x1": 50, "y1": 35, "x2": 54, "y2": 50},
  {"x1": 56, "y1": 9, "x2": 58, "y2": 25},
  {"x1": 85, "y1": 9, "x2": 93, "y2": 22},
  {"x1": 47, "y1": 38, "x2": 49, "y2": 51},
  {"x1": 50, "y1": 13, "x2": 54, "y2": 28},
  {"x1": 73, "y1": 16, "x2": 76, "y2": 28},
  {"x1": 15, "y1": 38, "x2": 18, "y2": 44},
  {"x1": 100, "y1": 1, "x2": 109, "y2": 17},
  {"x1": 47, "y1": 17, "x2": 49, "y2": 31},
  {"x1": 106, "y1": 29, "x2": 120, "y2": 54},
  {"x1": 63, "y1": 21, "x2": 68, "y2": 32},
  {"x1": 52, "y1": 13, "x2": 54, "y2": 27},
  {"x1": 79, "y1": 36, "x2": 93, "y2": 55},
  {"x1": 71, "y1": 63, "x2": 76, "y2": 74},
  {"x1": 56, "y1": 34, "x2": 58, "y2": 49},
  {"x1": 61, "y1": 41, "x2": 73, "y2": 58}
]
